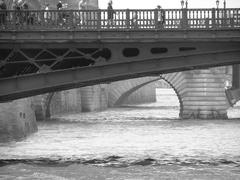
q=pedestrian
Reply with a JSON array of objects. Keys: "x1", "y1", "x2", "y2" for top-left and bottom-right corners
[
  {"x1": 107, "y1": 0, "x2": 115, "y2": 27},
  {"x1": 44, "y1": 3, "x2": 50, "y2": 23},
  {"x1": 57, "y1": 0, "x2": 63, "y2": 25},
  {"x1": 22, "y1": 0, "x2": 29, "y2": 25},
  {"x1": 12, "y1": 0, "x2": 22, "y2": 26},
  {"x1": 57, "y1": 0, "x2": 62, "y2": 10},
  {"x1": 0, "y1": 0, "x2": 7, "y2": 28},
  {"x1": 156, "y1": 5, "x2": 165, "y2": 29}
]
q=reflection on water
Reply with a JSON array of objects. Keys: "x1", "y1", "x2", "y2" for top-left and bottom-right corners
[{"x1": 0, "y1": 89, "x2": 240, "y2": 180}]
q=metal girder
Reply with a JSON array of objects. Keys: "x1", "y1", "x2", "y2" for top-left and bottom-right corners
[
  {"x1": 0, "y1": 49, "x2": 240, "y2": 102},
  {"x1": 1, "y1": 30, "x2": 240, "y2": 43}
]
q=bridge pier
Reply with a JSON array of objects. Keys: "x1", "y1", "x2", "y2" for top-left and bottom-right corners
[
  {"x1": 81, "y1": 84, "x2": 109, "y2": 112},
  {"x1": 0, "y1": 98, "x2": 37, "y2": 142},
  {"x1": 32, "y1": 95, "x2": 47, "y2": 121},
  {"x1": 226, "y1": 65, "x2": 240, "y2": 106},
  {"x1": 48, "y1": 89, "x2": 82, "y2": 117},
  {"x1": 181, "y1": 68, "x2": 228, "y2": 119}
]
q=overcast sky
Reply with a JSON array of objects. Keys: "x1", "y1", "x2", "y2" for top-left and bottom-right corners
[{"x1": 99, "y1": 0, "x2": 240, "y2": 9}]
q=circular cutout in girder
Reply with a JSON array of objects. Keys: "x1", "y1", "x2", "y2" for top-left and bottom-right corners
[
  {"x1": 150, "y1": 47, "x2": 168, "y2": 54},
  {"x1": 122, "y1": 48, "x2": 140, "y2": 57}
]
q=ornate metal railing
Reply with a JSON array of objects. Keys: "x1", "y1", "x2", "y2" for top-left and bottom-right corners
[{"x1": 0, "y1": 8, "x2": 239, "y2": 31}]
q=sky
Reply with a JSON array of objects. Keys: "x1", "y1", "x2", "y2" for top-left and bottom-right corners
[{"x1": 98, "y1": 0, "x2": 240, "y2": 9}]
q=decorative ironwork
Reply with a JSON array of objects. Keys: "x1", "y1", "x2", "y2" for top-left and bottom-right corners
[
  {"x1": 0, "y1": 48, "x2": 111, "y2": 78},
  {"x1": 0, "y1": 8, "x2": 239, "y2": 31}
]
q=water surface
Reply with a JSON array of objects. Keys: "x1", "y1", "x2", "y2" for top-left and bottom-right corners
[{"x1": 0, "y1": 89, "x2": 239, "y2": 180}]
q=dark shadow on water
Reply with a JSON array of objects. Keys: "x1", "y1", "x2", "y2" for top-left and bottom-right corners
[{"x1": 0, "y1": 156, "x2": 239, "y2": 168}]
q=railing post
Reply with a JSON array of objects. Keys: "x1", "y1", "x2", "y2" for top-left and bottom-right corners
[
  {"x1": 230, "y1": 17, "x2": 234, "y2": 28},
  {"x1": 181, "y1": 8, "x2": 188, "y2": 29},
  {"x1": 126, "y1": 9, "x2": 130, "y2": 29},
  {"x1": 97, "y1": 9, "x2": 101, "y2": 30},
  {"x1": 41, "y1": 10, "x2": 44, "y2": 28},
  {"x1": 154, "y1": 8, "x2": 158, "y2": 29},
  {"x1": 212, "y1": 8, "x2": 216, "y2": 29},
  {"x1": 69, "y1": 10, "x2": 74, "y2": 28},
  {"x1": 12, "y1": 10, "x2": 16, "y2": 30},
  {"x1": 223, "y1": 9, "x2": 227, "y2": 27}
]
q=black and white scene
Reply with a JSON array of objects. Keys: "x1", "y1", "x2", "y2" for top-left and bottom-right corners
[{"x1": 0, "y1": 0, "x2": 240, "y2": 179}]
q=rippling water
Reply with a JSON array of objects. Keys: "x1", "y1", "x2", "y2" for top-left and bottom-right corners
[{"x1": 0, "y1": 89, "x2": 240, "y2": 180}]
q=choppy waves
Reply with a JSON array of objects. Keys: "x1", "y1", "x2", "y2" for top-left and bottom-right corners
[{"x1": 1, "y1": 155, "x2": 240, "y2": 168}]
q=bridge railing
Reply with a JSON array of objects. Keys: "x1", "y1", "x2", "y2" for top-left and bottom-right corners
[{"x1": 0, "y1": 8, "x2": 239, "y2": 31}]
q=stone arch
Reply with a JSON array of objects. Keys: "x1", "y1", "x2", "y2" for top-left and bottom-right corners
[
  {"x1": 108, "y1": 77, "x2": 161, "y2": 107},
  {"x1": 109, "y1": 74, "x2": 184, "y2": 117},
  {"x1": 114, "y1": 78, "x2": 162, "y2": 106},
  {"x1": 160, "y1": 73, "x2": 184, "y2": 117}
]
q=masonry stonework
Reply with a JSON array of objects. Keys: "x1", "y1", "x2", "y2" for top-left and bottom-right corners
[{"x1": 0, "y1": 98, "x2": 37, "y2": 142}]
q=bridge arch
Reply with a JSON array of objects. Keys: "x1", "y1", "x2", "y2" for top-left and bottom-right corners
[{"x1": 109, "y1": 74, "x2": 185, "y2": 117}]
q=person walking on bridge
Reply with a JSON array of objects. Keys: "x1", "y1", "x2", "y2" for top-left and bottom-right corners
[
  {"x1": 156, "y1": 5, "x2": 165, "y2": 29},
  {"x1": 107, "y1": 0, "x2": 115, "y2": 27},
  {"x1": 57, "y1": 0, "x2": 63, "y2": 25},
  {"x1": 0, "y1": 0, "x2": 7, "y2": 28}
]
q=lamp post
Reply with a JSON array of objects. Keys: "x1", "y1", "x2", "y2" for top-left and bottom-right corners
[
  {"x1": 216, "y1": 0, "x2": 220, "y2": 26},
  {"x1": 181, "y1": 0, "x2": 184, "y2": 9},
  {"x1": 216, "y1": 0, "x2": 219, "y2": 9},
  {"x1": 223, "y1": 0, "x2": 226, "y2": 26}
]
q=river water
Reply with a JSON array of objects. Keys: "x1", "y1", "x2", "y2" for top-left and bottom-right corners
[{"x1": 0, "y1": 89, "x2": 240, "y2": 180}]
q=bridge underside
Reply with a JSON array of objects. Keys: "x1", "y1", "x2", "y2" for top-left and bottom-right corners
[{"x1": 0, "y1": 40, "x2": 240, "y2": 102}]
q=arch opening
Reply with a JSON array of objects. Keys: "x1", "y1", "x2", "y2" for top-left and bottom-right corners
[{"x1": 114, "y1": 77, "x2": 183, "y2": 119}]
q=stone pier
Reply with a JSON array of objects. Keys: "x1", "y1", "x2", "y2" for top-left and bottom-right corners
[
  {"x1": 0, "y1": 98, "x2": 37, "y2": 142},
  {"x1": 181, "y1": 68, "x2": 229, "y2": 119},
  {"x1": 81, "y1": 84, "x2": 109, "y2": 112},
  {"x1": 162, "y1": 68, "x2": 229, "y2": 119}
]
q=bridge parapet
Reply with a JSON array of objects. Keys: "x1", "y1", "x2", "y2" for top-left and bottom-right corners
[{"x1": 0, "y1": 8, "x2": 239, "y2": 31}]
